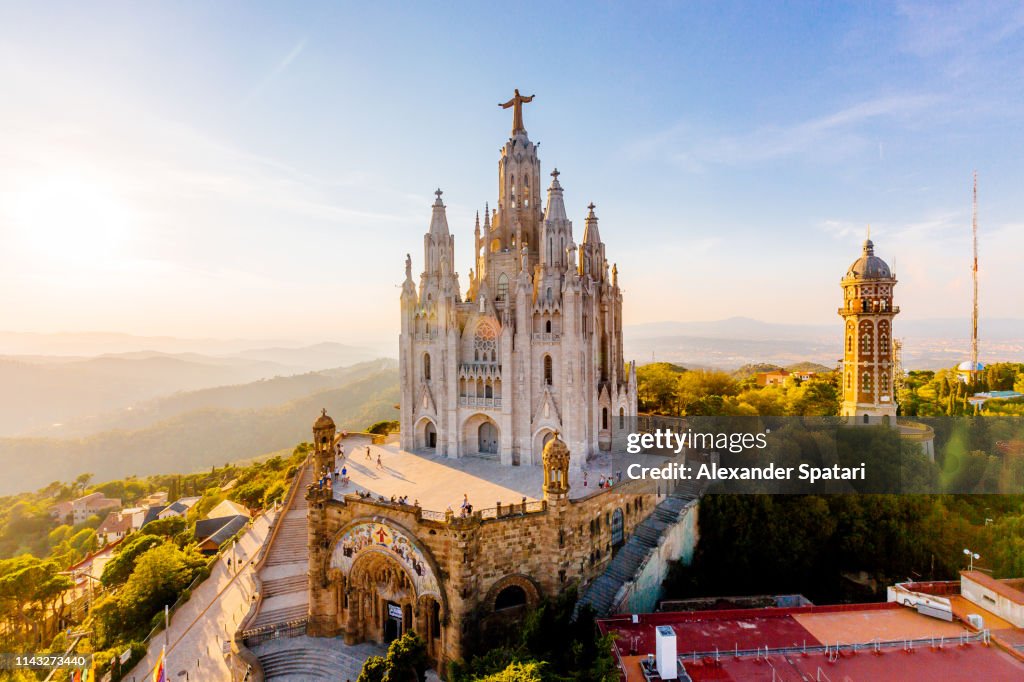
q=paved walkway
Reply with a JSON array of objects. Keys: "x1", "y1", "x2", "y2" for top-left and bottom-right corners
[
  {"x1": 124, "y1": 512, "x2": 273, "y2": 682},
  {"x1": 332, "y1": 434, "x2": 664, "y2": 512}
]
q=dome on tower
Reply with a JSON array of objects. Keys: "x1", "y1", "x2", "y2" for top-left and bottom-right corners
[
  {"x1": 542, "y1": 432, "x2": 570, "y2": 465},
  {"x1": 313, "y1": 408, "x2": 335, "y2": 430},
  {"x1": 846, "y1": 239, "x2": 892, "y2": 280}
]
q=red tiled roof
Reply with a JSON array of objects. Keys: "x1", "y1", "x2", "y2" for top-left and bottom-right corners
[
  {"x1": 962, "y1": 570, "x2": 1024, "y2": 605},
  {"x1": 97, "y1": 512, "x2": 132, "y2": 535}
]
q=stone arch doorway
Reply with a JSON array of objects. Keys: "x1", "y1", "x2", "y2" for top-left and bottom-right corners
[
  {"x1": 479, "y1": 421, "x2": 498, "y2": 454},
  {"x1": 463, "y1": 413, "x2": 500, "y2": 456},
  {"x1": 494, "y1": 584, "x2": 527, "y2": 610},
  {"x1": 416, "y1": 417, "x2": 438, "y2": 450},
  {"x1": 532, "y1": 428, "x2": 557, "y2": 463},
  {"x1": 347, "y1": 551, "x2": 419, "y2": 646},
  {"x1": 481, "y1": 574, "x2": 541, "y2": 637}
]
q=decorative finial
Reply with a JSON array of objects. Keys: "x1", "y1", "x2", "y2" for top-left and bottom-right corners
[
  {"x1": 551, "y1": 168, "x2": 560, "y2": 179},
  {"x1": 867, "y1": 224, "x2": 871, "y2": 240},
  {"x1": 435, "y1": 188, "x2": 443, "y2": 200},
  {"x1": 321, "y1": 408, "x2": 327, "y2": 417},
  {"x1": 587, "y1": 202, "x2": 596, "y2": 211}
]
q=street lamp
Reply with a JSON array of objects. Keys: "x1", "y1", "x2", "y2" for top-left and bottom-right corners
[{"x1": 963, "y1": 548, "x2": 980, "y2": 571}]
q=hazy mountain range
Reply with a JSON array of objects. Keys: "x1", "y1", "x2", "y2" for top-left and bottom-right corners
[
  {"x1": 0, "y1": 341, "x2": 380, "y2": 437},
  {"x1": 0, "y1": 360, "x2": 398, "y2": 496},
  {"x1": 623, "y1": 316, "x2": 1024, "y2": 370}
]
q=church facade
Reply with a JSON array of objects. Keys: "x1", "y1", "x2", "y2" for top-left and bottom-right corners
[{"x1": 399, "y1": 93, "x2": 637, "y2": 467}]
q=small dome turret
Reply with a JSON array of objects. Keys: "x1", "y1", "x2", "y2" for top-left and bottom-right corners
[
  {"x1": 313, "y1": 408, "x2": 335, "y2": 430},
  {"x1": 542, "y1": 432, "x2": 570, "y2": 498},
  {"x1": 846, "y1": 239, "x2": 892, "y2": 280}
]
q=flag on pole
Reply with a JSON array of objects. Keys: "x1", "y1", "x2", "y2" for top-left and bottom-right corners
[{"x1": 152, "y1": 645, "x2": 166, "y2": 682}]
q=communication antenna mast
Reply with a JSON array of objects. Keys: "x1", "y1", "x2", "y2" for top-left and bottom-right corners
[{"x1": 971, "y1": 171, "x2": 979, "y2": 378}]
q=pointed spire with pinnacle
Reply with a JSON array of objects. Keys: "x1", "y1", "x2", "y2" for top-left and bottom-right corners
[
  {"x1": 582, "y1": 202, "x2": 601, "y2": 245},
  {"x1": 483, "y1": 202, "x2": 491, "y2": 229},
  {"x1": 543, "y1": 168, "x2": 568, "y2": 222},
  {"x1": 428, "y1": 188, "x2": 450, "y2": 237}
]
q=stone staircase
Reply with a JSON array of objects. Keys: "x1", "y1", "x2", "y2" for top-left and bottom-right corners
[
  {"x1": 262, "y1": 574, "x2": 308, "y2": 598},
  {"x1": 576, "y1": 481, "x2": 703, "y2": 618},
  {"x1": 264, "y1": 514, "x2": 308, "y2": 567},
  {"x1": 253, "y1": 636, "x2": 385, "y2": 681},
  {"x1": 244, "y1": 460, "x2": 315, "y2": 654}
]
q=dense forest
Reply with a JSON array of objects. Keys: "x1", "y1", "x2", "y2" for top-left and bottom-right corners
[{"x1": 634, "y1": 361, "x2": 1024, "y2": 607}]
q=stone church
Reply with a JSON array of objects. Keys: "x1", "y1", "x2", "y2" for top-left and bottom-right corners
[
  {"x1": 399, "y1": 91, "x2": 638, "y2": 467},
  {"x1": 300, "y1": 96, "x2": 689, "y2": 674}
]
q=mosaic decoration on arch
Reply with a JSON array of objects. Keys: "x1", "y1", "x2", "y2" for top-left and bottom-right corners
[{"x1": 331, "y1": 521, "x2": 441, "y2": 598}]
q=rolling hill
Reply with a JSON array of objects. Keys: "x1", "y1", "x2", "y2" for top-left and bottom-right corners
[
  {"x1": 0, "y1": 363, "x2": 399, "y2": 496},
  {"x1": 29, "y1": 359, "x2": 395, "y2": 438}
]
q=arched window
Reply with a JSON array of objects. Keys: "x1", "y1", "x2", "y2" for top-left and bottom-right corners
[
  {"x1": 497, "y1": 273, "x2": 509, "y2": 301},
  {"x1": 861, "y1": 333, "x2": 872, "y2": 353},
  {"x1": 602, "y1": 407, "x2": 609, "y2": 430},
  {"x1": 879, "y1": 333, "x2": 889, "y2": 354},
  {"x1": 847, "y1": 336, "x2": 852, "y2": 352},
  {"x1": 881, "y1": 373, "x2": 889, "y2": 393},
  {"x1": 485, "y1": 383, "x2": 493, "y2": 399},
  {"x1": 862, "y1": 372, "x2": 872, "y2": 392},
  {"x1": 543, "y1": 355, "x2": 553, "y2": 385},
  {"x1": 545, "y1": 320, "x2": 552, "y2": 333},
  {"x1": 423, "y1": 353, "x2": 431, "y2": 381},
  {"x1": 863, "y1": 414, "x2": 870, "y2": 424},
  {"x1": 846, "y1": 372, "x2": 851, "y2": 389},
  {"x1": 619, "y1": 407, "x2": 625, "y2": 428}
]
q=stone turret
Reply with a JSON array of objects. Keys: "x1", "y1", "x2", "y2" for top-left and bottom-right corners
[
  {"x1": 312, "y1": 408, "x2": 336, "y2": 473},
  {"x1": 542, "y1": 433, "x2": 570, "y2": 500}
]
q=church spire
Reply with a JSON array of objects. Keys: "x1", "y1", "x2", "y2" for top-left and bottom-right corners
[
  {"x1": 428, "y1": 188, "x2": 449, "y2": 237},
  {"x1": 582, "y1": 202, "x2": 601, "y2": 244},
  {"x1": 543, "y1": 168, "x2": 567, "y2": 222}
]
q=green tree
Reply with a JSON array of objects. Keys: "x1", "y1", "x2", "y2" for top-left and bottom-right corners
[
  {"x1": 100, "y1": 534, "x2": 164, "y2": 587},
  {"x1": 358, "y1": 632, "x2": 427, "y2": 682}
]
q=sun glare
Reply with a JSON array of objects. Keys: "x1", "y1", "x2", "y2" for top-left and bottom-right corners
[{"x1": 13, "y1": 174, "x2": 132, "y2": 267}]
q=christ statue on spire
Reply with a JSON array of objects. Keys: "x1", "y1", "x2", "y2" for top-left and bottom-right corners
[{"x1": 499, "y1": 89, "x2": 535, "y2": 134}]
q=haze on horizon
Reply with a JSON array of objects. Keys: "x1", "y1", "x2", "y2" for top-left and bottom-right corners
[{"x1": 1, "y1": 2, "x2": 1022, "y2": 349}]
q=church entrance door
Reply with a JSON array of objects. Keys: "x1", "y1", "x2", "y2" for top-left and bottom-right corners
[
  {"x1": 384, "y1": 601, "x2": 403, "y2": 643},
  {"x1": 478, "y1": 421, "x2": 498, "y2": 454},
  {"x1": 425, "y1": 422, "x2": 437, "y2": 449}
]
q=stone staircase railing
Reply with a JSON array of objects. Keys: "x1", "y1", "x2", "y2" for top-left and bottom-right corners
[{"x1": 575, "y1": 480, "x2": 703, "y2": 619}]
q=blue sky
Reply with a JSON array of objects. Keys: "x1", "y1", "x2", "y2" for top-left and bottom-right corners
[{"x1": 0, "y1": 1, "x2": 1021, "y2": 346}]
